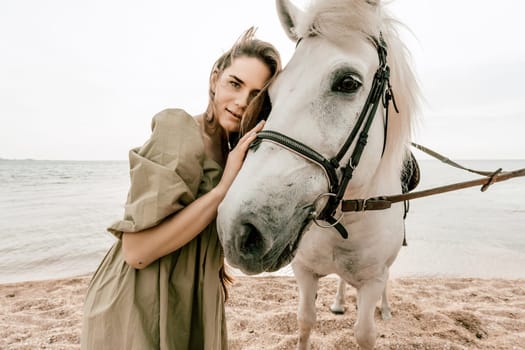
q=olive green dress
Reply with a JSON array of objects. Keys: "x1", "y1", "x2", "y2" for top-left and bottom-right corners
[{"x1": 81, "y1": 109, "x2": 227, "y2": 350}]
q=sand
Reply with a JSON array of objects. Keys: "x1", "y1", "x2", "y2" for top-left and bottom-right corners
[{"x1": 1, "y1": 275, "x2": 525, "y2": 349}]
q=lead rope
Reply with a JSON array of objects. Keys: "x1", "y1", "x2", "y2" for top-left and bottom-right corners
[
  {"x1": 341, "y1": 162, "x2": 525, "y2": 212},
  {"x1": 411, "y1": 142, "x2": 502, "y2": 178}
]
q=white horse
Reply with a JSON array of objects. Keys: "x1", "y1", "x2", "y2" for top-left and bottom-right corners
[{"x1": 217, "y1": 0, "x2": 420, "y2": 349}]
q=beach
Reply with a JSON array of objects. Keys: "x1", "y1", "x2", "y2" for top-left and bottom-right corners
[
  {"x1": 1, "y1": 159, "x2": 524, "y2": 348},
  {"x1": 2, "y1": 274, "x2": 525, "y2": 349}
]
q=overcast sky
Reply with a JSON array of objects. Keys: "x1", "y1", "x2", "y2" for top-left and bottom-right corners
[{"x1": 1, "y1": 0, "x2": 524, "y2": 160}]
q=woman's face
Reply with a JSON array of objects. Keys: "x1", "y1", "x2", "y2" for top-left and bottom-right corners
[{"x1": 212, "y1": 56, "x2": 271, "y2": 133}]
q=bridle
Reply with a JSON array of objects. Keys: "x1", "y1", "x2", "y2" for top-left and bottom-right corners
[
  {"x1": 249, "y1": 33, "x2": 525, "y2": 240},
  {"x1": 251, "y1": 33, "x2": 398, "y2": 239}
]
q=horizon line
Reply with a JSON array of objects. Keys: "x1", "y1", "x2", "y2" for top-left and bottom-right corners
[{"x1": 2, "y1": 157, "x2": 525, "y2": 162}]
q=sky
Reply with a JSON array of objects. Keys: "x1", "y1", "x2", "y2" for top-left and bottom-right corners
[{"x1": 1, "y1": 0, "x2": 524, "y2": 160}]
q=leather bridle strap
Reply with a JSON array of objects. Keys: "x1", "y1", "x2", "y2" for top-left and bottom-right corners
[
  {"x1": 250, "y1": 130, "x2": 340, "y2": 193},
  {"x1": 319, "y1": 52, "x2": 391, "y2": 222}
]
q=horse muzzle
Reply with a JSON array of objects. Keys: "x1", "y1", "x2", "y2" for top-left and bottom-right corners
[{"x1": 217, "y1": 199, "x2": 311, "y2": 275}]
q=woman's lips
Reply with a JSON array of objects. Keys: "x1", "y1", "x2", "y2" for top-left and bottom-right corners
[{"x1": 226, "y1": 108, "x2": 242, "y2": 120}]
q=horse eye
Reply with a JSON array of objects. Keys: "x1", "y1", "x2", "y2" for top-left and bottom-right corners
[{"x1": 332, "y1": 75, "x2": 362, "y2": 94}]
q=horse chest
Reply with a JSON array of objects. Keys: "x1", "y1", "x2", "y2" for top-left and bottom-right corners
[{"x1": 295, "y1": 230, "x2": 363, "y2": 274}]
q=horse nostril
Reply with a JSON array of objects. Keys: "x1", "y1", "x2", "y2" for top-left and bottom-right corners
[{"x1": 240, "y1": 223, "x2": 265, "y2": 255}]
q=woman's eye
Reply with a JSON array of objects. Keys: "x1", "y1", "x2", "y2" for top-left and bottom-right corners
[
  {"x1": 332, "y1": 75, "x2": 362, "y2": 94},
  {"x1": 229, "y1": 81, "x2": 241, "y2": 88}
]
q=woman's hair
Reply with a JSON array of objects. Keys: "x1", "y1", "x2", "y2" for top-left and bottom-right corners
[
  {"x1": 207, "y1": 28, "x2": 281, "y2": 301},
  {"x1": 205, "y1": 27, "x2": 282, "y2": 141}
]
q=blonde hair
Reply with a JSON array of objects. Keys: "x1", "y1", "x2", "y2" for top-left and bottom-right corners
[{"x1": 205, "y1": 27, "x2": 281, "y2": 143}]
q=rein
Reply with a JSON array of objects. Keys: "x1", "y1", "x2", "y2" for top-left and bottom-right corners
[{"x1": 341, "y1": 145, "x2": 525, "y2": 212}]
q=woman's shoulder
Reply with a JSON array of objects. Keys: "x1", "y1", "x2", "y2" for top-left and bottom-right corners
[
  {"x1": 133, "y1": 108, "x2": 205, "y2": 167},
  {"x1": 148, "y1": 108, "x2": 204, "y2": 153},
  {"x1": 150, "y1": 108, "x2": 198, "y2": 132}
]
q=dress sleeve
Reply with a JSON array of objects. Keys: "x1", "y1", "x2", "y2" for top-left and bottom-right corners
[{"x1": 108, "y1": 108, "x2": 205, "y2": 239}]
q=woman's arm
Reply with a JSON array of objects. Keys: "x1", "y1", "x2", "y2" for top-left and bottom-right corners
[
  {"x1": 122, "y1": 185, "x2": 225, "y2": 269},
  {"x1": 122, "y1": 121, "x2": 264, "y2": 269}
]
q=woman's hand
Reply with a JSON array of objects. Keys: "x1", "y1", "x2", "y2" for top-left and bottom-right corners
[{"x1": 216, "y1": 120, "x2": 265, "y2": 194}]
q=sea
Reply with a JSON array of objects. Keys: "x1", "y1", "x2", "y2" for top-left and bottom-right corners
[{"x1": 0, "y1": 158, "x2": 524, "y2": 284}]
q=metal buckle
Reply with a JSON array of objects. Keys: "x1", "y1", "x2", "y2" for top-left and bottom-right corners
[
  {"x1": 356, "y1": 199, "x2": 368, "y2": 211},
  {"x1": 308, "y1": 193, "x2": 345, "y2": 228}
]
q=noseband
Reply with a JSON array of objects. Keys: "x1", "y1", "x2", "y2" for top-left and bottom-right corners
[{"x1": 251, "y1": 34, "x2": 398, "y2": 239}]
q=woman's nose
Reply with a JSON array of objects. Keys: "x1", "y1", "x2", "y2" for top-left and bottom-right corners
[{"x1": 235, "y1": 91, "x2": 249, "y2": 108}]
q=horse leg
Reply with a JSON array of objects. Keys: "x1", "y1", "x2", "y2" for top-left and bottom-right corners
[
  {"x1": 380, "y1": 278, "x2": 392, "y2": 320},
  {"x1": 293, "y1": 264, "x2": 319, "y2": 350},
  {"x1": 354, "y1": 277, "x2": 386, "y2": 350},
  {"x1": 330, "y1": 276, "x2": 346, "y2": 314},
  {"x1": 334, "y1": 277, "x2": 388, "y2": 318}
]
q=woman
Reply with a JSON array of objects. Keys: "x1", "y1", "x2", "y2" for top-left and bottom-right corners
[{"x1": 81, "y1": 27, "x2": 281, "y2": 349}]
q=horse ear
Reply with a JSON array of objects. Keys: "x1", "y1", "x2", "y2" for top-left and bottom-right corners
[{"x1": 276, "y1": 0, "x2": 301, "y2": 41}]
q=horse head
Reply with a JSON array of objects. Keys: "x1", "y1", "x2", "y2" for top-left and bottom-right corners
[{"x1": 217, "y1": 0, "x2": 418, "y2": 275}]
